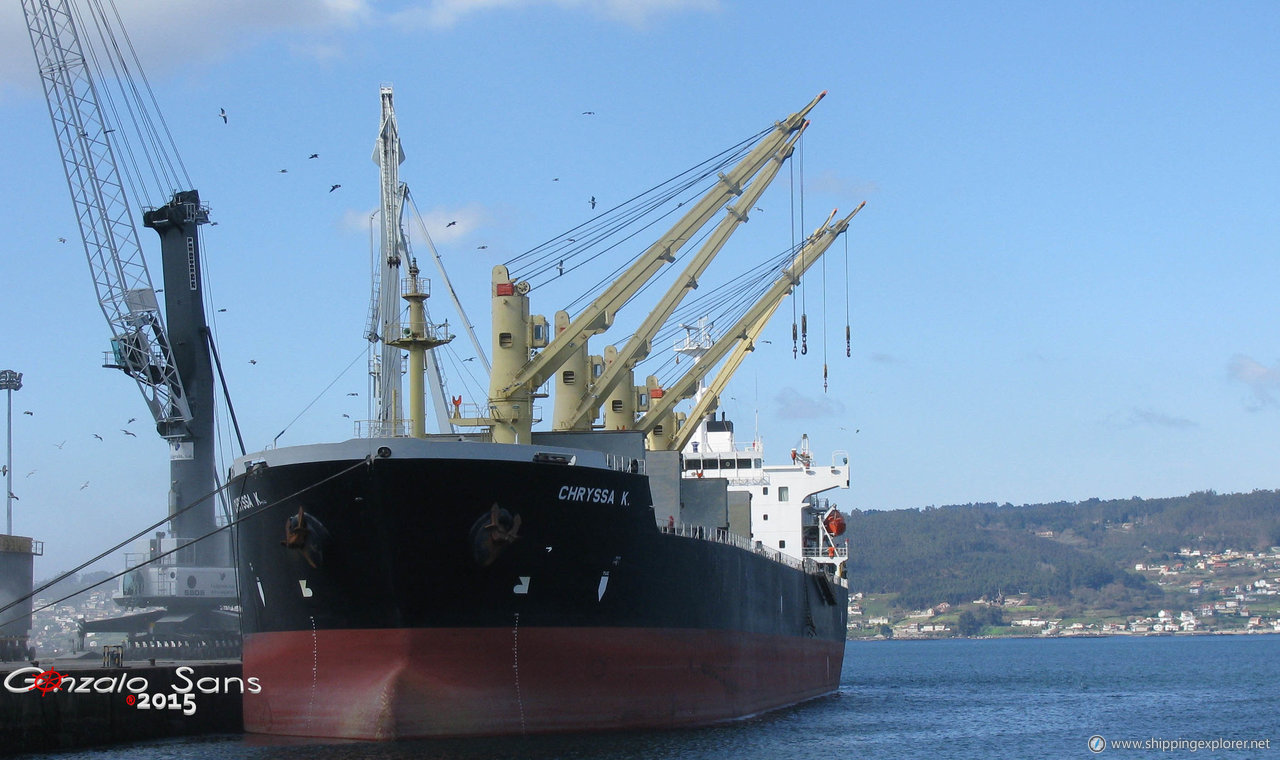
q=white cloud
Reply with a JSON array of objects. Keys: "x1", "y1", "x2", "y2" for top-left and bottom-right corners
[
  {"x1": 0, "y1": 1, "x2": 372, "y2": 93},
  {"x1": 390, "y1": 0, "x2": 719, "y2": 30},
  {"x1": 1228, "y1": 353, "x2": 1280, "y2": 410},
  {"x1": 1127, "y1": 407, "x2": 1197, "y2": 430},
  {"x1": 772, "y1": 386, "x2": 846, "y2": 420}
]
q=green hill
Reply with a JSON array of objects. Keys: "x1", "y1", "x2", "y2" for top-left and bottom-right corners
[{"x1": 845, "y1": 489, "x2": 1280, "y2": 612}]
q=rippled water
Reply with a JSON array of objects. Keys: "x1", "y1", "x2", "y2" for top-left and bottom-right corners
[{"x1": 25, "y1": 635, "x2": 1280, "y2": 759}]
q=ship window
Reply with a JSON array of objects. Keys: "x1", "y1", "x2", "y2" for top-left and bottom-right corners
[
  {"x1": 779, "y1": 540, "x2": 786, "y2": 549},
  {"x1": 653, "y1": 424, "x2": 663, "y2": 435},
  {"x1": 684, "y1": 459, "x2": 701, "y2": 471},
  {"x1": 593, "y1": 363, "x2": 604, "y2": 378},
  {"x1": 703, "y1": 459, "x2": 719, "y2": 470},
  {"x1": 754, "y1": 459, "x2": 762, "y2": 468},
  {"x1": 763, "y1": 514, "x2": 768, "y2": 520},
  {"x1": 778, "y1": 486, "x2": 790, "y2": 502},
  {"x1": 721, "y1": 458, "x2": 734, "y2": 470},
  {"x1": 562, "y1": 370, "x2": 576, "y2": 385},
  {"x1": 611, "y1": 400, "x2": 624, "y2": 413},
  {"x1": 499, "y1": 332, "x2": 514, "y2": 349},
  {"x1": 532, "y1": 323, "x2": 546, "y2": 343},
  {"x1": 737, "y1": 458, "x2": 751, "y2": 469},
  {"x1": 762, "y1": 486, "x2": 769, "y2": 495}
]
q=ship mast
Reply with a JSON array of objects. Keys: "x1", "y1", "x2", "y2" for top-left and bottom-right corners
[{"x1": 369, "y1": 86, "x2": 452, "y2": 438}]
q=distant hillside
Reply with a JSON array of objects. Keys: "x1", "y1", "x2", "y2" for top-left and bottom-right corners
[
  {"x1": 32, "y1": 570, "x2": 115, "y2": 607},
  {"x1": 845, "y1": 489, "x2": 1280, "y2": 610}
]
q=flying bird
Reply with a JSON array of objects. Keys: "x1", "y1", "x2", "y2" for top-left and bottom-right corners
[
  {"x1": 552, "y1": 178, "x2": 559, "y2": 182},
  {"x1": 126, "y1": 418, "x2": 136, "y2": 424},
  {"x1": 346, "y1": 392, "x2": 359, "y2": 396},
  {"x1": 26, "y1": 470, "x2": 35, "y2": 478},
  {"x1": 590, "y1": 196, "x2": 596, "y2": 209},
  {"x1": 477, "y1": 245, "x2": 488, "y2": 250},
  {"x1": 446, "y1": 220, "x2": 457, "y2": 227},
  {"x1": 80, "y1": 481, "x2": 89, "y2": 490},
  {"x1": 54, "y1": 441, "x2": 65, "y2": 450},
  {"x1": 8, "y1": 492, "x2": 16, "y2": 501},
  {"x1": 92, "y1": 433, "x2": 103, "y2": 441},
  {"x1": 249, "y1": 359, "x2": 257, "y2": 365},
  {"x1": 463, "y1": 357, "x2": 476, "y2": 362},
  {"x1": 22, "y1": 410, "x2": 32, "y2": 416},
  {"x1": 121, "y1": 429, "x2": 136, "y2": 437},
  {"x1": 582, "y1": 111, "x2": 595, "y2": 115},
  {"x1": 278, "y1": 169, "x2": 288, "y2": 174},
  {"x1": 217, "y1": 308, "x2": 227, "y2": 312},
  {"x1": 219, "y1": 107, "x2": 227, "y2": 124},
  {"x1": 58, "y1": 237, "x2": 66, "y2": 243},
  {"x1": 309, "y1": 153, "x2": 319, "y2": 159},
  {"x1": 341, "y1": 413, "x2": 350, "y2": 418},
  {"x1": 329, "y1": 184, "x2": 341, "y2": 193}
]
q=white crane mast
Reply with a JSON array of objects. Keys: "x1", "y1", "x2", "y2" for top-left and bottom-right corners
[{"x1": 368, "y1": 86, "x2": 407, "y2": 433}]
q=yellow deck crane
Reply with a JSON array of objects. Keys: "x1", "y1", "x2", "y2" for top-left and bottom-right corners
[
  {"x1": 635, "y1": 204, "x2": 865, "y2": 450},
  {"x1": 462, "y1": 92, "x2": 827, "y2": 444}
]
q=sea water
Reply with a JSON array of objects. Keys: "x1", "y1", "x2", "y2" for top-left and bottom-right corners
[{"x1": 21, "y1": 635, "x2": 1280, "y2": 759}]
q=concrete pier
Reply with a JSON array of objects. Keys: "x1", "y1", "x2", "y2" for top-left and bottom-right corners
[{"x1": 0, "y1": 659, "x2": 243, "y2": 755}]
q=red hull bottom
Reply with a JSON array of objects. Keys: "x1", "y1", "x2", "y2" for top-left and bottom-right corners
[{"x1": 242, "y1": 627, "x2": 844, "y2": 739}]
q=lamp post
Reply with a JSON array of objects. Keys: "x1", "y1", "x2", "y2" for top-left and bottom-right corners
[{"x1": 1, "y1": 369, "x2": 21, "y2": 536}]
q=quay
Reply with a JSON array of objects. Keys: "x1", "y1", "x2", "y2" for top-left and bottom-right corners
[{"x1": 0, "y1": 656, "x2": 243, "y2": 756}]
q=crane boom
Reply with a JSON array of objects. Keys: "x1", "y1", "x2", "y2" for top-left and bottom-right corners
[
  {"x1": 560, "y1": 126, "x2": 807, "y2": 430},
  {"x1": 496, "y1": 91, "x2": 827, "y2": 401},
  {"x1": 636, "y1": 203, "x2": 864, "y2": 442},
  {"x1": 24, "y1": 0, "x2": 191, "y2": 429}
]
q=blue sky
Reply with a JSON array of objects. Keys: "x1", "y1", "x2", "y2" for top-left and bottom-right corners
[{"x1": 2, "y1": 1, "x2": 1279, "y2": 576}]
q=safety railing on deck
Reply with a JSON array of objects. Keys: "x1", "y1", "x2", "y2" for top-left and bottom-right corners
[{"x1": 656, "y1": 519, "x2": 817, "y2": 574}]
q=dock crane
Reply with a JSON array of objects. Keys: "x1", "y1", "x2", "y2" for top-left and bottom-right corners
[{"x1": 23, "y1": 0, "x2": 237, "y2": 643}]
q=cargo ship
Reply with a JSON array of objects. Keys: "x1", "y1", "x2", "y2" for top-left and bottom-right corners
[{"x1": 230, "y1": 87, "x2": 860, "y2": 739}]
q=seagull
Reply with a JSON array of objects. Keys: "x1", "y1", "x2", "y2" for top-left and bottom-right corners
[
  {"x1": 463, "y1": 357, "x2": 476, "y2": 362},
  {"x1": 26, "y1": 470, "x2": 35, "y2": 478},
  {"x1": 126, "y1": 418, "x2": 136, "y2": 424},
  {"x1": 329, "y1": 184, "x2": 341, "y2": 193},
  {"x1": 278, "y1": 169, "x2": 288, "y2": 174},
  {"x1": 755, "y1": 207, "x2": 764, "y2": 212},
  {"x1": 308, "y1": 153, "x2": 319, "y2": 159},
  {"x1": 341, "y1": 413, "x2": 350, "y2": 418},
  {"x1": 8, "y1": 492, "x2": 16, "y2": 501},
  {"x1": 552, "y1": 178, "x2": 559, "y2": 182},
  {"x1": 249, "y1": 359, "x2": 257, "y2": 365},
  {"x1": 219, "y1": 108, "x2": 227, "y2": 124},
  {"x1": 92, "y1": 433, "x2": 103, "y2": 441},
  {"x1": 121, "y1": 429, "x2": 136, "y2": 437},
  {"x1": 58, "y1": 237, "x2": 66, "y2": 243},
  {"x1": 590, "y1": 196, "x2": 596, "y2": 209},
  {"x1": 582, "y1": 111, "x2": 595, "y2": 115},
  {"x1": 217, "y1": 308, "x2": 227, "y2": 312},
  {"x1": 346, "y1": 392, "x2": 359, "y2": 396},
  {"x1": 54, "y1": 441, "x2": 65, "y2": 450},
  {"x1": 477, "y1": 245, "x2": 488, "y2": 250},
  {"x1": 446, "y1": 221, "x2": 457, "y2": 227},
  {"x1": 80, "y1": 482, "x2": 89, "y2": 490},
  {"x1": 22, "y1": 410, "x2": 32, "y2": 416}
]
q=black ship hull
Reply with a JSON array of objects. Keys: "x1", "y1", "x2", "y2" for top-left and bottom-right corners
[{"x1": 231, "y1": 438, "x2": 847, "y2": 739}]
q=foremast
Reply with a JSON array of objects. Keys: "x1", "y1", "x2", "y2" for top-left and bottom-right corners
[{"x1": 367, "y1": 85, "x2": 452, "y2": 438}]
